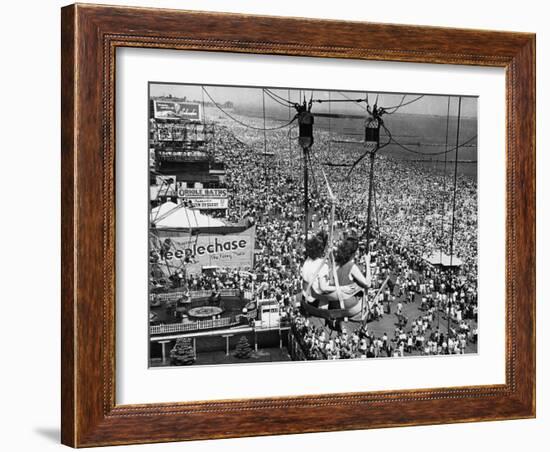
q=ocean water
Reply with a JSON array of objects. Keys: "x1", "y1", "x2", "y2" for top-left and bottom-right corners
[{"x1": 232, "y1": 105, "x2": 478, "y2": 178}]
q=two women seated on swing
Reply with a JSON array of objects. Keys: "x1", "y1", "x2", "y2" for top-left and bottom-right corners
[{"x1": 301, "y1": 231, "x2": 372, "y2": 320}]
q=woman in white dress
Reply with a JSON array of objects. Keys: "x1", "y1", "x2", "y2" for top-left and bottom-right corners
[{"x1": 301, "y1": 231, "x2": 334, "y2": 308}]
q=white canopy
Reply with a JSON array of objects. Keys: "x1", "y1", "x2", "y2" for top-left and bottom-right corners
[
  {"x1": 151, "y1": 201, "x2": 225, "y2": 228},
  {"x1": 425, "y1": 252, "x2": 463, "y2": 267}
]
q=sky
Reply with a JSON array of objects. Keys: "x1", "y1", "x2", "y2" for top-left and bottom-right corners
[{"x1": 150, "y1": 83, "x2": 478, "y2": 118}]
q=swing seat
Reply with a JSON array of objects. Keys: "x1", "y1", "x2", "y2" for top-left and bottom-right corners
[
  {"x1": 300, "y1": 287, "x2": 363, "y2": 320},
  {"x1": 300, "y1": 297, "x2": 349, "y2": 320},
  {"x1": 304, "y1": 280, "x2": 364, "y2": 312}
]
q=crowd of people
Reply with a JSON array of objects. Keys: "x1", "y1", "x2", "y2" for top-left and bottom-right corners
[
  {"x1": 150, "y1": 103, "x2": 479, "y2": 359},
  {"x1": 292, "y1": 309, "x2": 475, "y2": 360}
]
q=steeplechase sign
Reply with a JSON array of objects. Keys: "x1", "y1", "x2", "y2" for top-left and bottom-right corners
[{"x1": 151, "y1": 226, "x2": 256, "y2": 270}]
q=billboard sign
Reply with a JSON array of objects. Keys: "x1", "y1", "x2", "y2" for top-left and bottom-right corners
[
  {"x1": 187, "y1": 198, "x2": 228, "y2": 210},
  {"x1": 178, "y1": 188, "x2": 228, "y2": 210},
  {"x1": 151, "y1": 226, "x2": 256, "y2": 269},
  {"x1": 153, "y1": 100, "x2": 202, "y2": 121},
  {"x1": 156, "y1": 123, "x2": 187, "y2": 141},
  {"x1": 178, "y1": 188, "x2": 228, "y2": 198}
]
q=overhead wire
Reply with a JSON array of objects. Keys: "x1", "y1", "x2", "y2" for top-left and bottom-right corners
[
  {"x1": 188, "y1": 204, "x2": 201, "y2": 252},
  {"x1": 382, "y1": 95, "x2": 425, "y2": 113},
  {"x1": 288, "y1": 88, "x2": 293, "y2": 171},
  {"x1": 262, "y1": 88, "x2": 268, "y2": 181},
  {"x1": 345, "y1": 130, "x2": 392, "y2": 179},
  {"x1": 151, "y1": 178, "x2": 175, "y2": 223},
  {"x1": 449, "y1": 96, "x2": 463, "y2": 266},
  {"x1": 373, "y1": 181, "x2": 380, "y2": 239},
  {"x1": 440, "y1": 96, "x2": 451, "y2": 263},
  {"x1": 328, "y1": 91, "x2": 332, "y2": 156},
  {"x1": 307, "y1": 144, "x2": 319, "y2": 196},
  {"x1": 201, "y1": 86, "x2": 207, "y2": 152},
  {"x1": 388, "y1": 133, "x2": 477, "y2": 156},
  {"x1": 264, "y1": 88, "x2": 294, "y2": 108},
  {"x1": 381, "y1": 94, "x2": 406, "y2": 114},
  {"x1": 202, "y1": 87, "x2": 296, "y2": 131},
  {"x1": 310, "y1": 93, "x2": 425, "y2": 116},
  {"x1": 265, "y1": 88, "x2": 295, "y2": 107},
  {"x1": 340, "y1": 91, "x2": 369, "y2": 112}
]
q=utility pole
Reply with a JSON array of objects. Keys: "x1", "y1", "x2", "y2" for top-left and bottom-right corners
[
  {"x1": 364, "y1": 107, "x2": 382, "y2": 249},
  {"x1": 262, "y1": 89, "x2": 268, "y2": 182},
  {"x1": 297, "y1": 99, "x2": 314, "y2": 238},
  {"x1": 365, "y1": 149, "x2": 377, "y2": 248},
  {"x1": 303, "y1": 148, "x2": 309, "y2": 237},
  {"x1": 447, "y1": 95, "x2": 462, "y2": 352},
  {"x1": 288, "y1": 88, "x2": 292, "y2": 172},
  {"x1": 449, "y1": 96, "x2": 462, "y2": 267},
  {"x1": 440, "y1": 96, "x2": 451, "y2": 265}
]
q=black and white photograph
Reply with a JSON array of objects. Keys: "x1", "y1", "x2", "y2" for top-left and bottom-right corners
[{"x1": 148, "y1": 83, "x2": 479, "y2": 367}]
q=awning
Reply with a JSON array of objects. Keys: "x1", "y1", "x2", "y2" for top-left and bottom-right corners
[{"x1": 424, "y1": 252, "x2": 463, "y2": 267}]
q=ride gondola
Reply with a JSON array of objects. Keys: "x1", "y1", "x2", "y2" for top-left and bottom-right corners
[{"x1": 294, "y1": 95, "x2": 380, "y2": 325}]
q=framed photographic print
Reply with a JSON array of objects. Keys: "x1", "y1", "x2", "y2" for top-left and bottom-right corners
[{"x1": 61, "y1": 4, "x2": 536, "y2": 447}]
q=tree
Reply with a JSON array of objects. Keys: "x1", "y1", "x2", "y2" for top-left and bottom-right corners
[
  {"x1": 234, "y1": 335, "x2": 253, "y2": 359},
  {"x1": 170, "y1": 337, "x2": 195, "y2": 365}
]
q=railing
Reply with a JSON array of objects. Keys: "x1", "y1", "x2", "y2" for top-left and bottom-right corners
[
  {"x1": 156, "y1": 150, "x2": 209, "y2": 162},
  {"x1": 150, "y1": 316, "x2": 240, "y2": 335},
  {"x1": 254, "y1": 319, "x2": 290, "y2": 330},
  {"x1": 220, "y1": 288, "x2": 241, "y2": 297},
  {"x1": 150, "y1": 288, "x2": 246, "y2": 305},
  {"x1": 188, "y1": 289, "x2": 214, "y2": 300},
  {"x1": 188, "y1": 288, "x2": 242, "y2": 300},
  {"x1": 149, "y1": 291, "x2": 188, "y2": 303}
]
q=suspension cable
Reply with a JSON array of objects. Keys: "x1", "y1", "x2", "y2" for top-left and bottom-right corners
[
  {"x1": 328, "y1": 91, "x2": 332, "y2": 155},
  {"x1": 265, "y1": 88, "x2": 294, "y2": 107},
  {"x1": 262, "y1": 89, "x2": 268, "y2": 181},
  {"x1": 338, "y1": 91, "x2": 368, "y2": 112},
  {"x1": 188, "y1": 205, "x2": 201, "y2": 250},
  {"x1": 202, "y1": 87, "x2": 296, "y2": 131},
  {"x1": 449, "y1": 96, "x2": 462, "y2": 266},
  {"x1": 312, "y1": 93, "x2": 425, "y2": 115},
  {"x1": 264, "y1": 88, "x2": 293, "y2": 108},
  {"x1": 373, "y1": 180, "x2": 380, "y2": 238},
  {"x1": 383, "y1": 94, "x2": 407, "y2": 114},
  {"x1": 201, "y1": 86, "x2": 207, "y2": 152},
  {"x1": 307, "y1": 145, "x2": 319, "y2": 196},
  {"x1": 389, "y1": 134, "x2": 477, "y2": 156},
  {"x1": 440, "y1": 96, "x2": 451, "y2": 262},
  {"x1": 288, "y1": 88, "x2": 292, "y2": 171},
  {"x1": 383, "y1": 95, "x2": 425, "y2": 112},
  {"x1": 345, "y1": 130, "x2": 392, "y2": 179},
  {"x1": 151, "y1": 178, "x2": 173, "y2": 223}
]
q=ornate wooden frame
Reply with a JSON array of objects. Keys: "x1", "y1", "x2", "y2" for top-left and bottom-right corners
[{"x1": 61, "y1": 3, "x2": 536, "y2": 447}]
